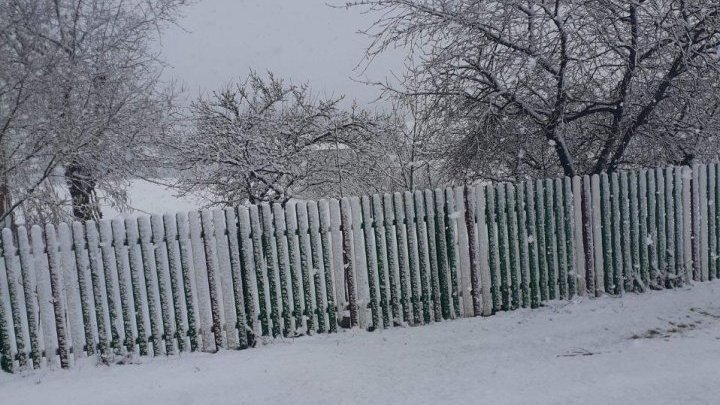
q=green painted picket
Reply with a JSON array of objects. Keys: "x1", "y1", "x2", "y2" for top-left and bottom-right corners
[{"x1": 2, "y1": 163, "x2": 720, "y2": 372}]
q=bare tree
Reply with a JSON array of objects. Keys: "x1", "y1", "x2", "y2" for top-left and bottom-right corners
[
  {"x1": 171, "y1": 71, "x2": 383, "y2": 206},
  {"x1": 0, "y1": 0, "x2": 186, "y2": 224},
  {"x1": 348, "y1": 0, "x2": 720, "y2": 180}
]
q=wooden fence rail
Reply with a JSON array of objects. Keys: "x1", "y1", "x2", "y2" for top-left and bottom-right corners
[{"x1": 1, "y1": 163, "x2": 719, "y2": 372}]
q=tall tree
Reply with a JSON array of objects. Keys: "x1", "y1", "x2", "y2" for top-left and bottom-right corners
[
  {"x1": 348, "y1": 0, "x2": 720, "y2": 180},
  {"x1": 0, "y1": 0, "x2": 186, "y2": 224}
]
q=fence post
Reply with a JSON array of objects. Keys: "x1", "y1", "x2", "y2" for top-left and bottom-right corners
[
  {"x1": 525, "y1": 181, "x2": 540, "y2": 308},
  {"x1": 213, "y1": 210, "x2": 240, "y2": 347},
  {"x1": 463, "y1": 186, "x2": 481, "y2": 316},
  {"x1": 270, "y1": 204, "x2": 292, "y2": 338},
  {"x1": 283, "y1": 203, "x2": 304, "y2": 333},
  {"x1": 393, "y1": 193, "x2": 413, "y2": 323},
  {"x1": 339, "y1": 197, "x2": 358, "y2": 327},
  {"x1": 44, "y1": 224, "x2": 69, "y2": 368},
  {"x1": 151, "y1": 215, "x2": 178, "y2": 355},
  {"x1": 319, "y1": 199, "x2": 338, "y2": 332},
  {"x1": 111, "y1": 219, "x2": 137, "y2": 353},
  {"x1": 224, "y1": 208, "x2": 248, "y2": 348},
  {"x1": 0, "y1": 233, "x2": 17, "y2": 372}
]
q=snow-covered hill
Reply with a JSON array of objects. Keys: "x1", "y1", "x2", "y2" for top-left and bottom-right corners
[{"x1": 2, "y1": 281, "x2": 719, "y2": 405}]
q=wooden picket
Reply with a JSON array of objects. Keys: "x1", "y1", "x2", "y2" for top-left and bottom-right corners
[{"x1": 2, "y1": 163, "x2": 720, "y2": 373}]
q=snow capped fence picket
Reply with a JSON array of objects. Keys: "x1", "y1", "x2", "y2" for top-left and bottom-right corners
[{"x1": 2, "y1": 163, "x2": 720, "y2": 372}]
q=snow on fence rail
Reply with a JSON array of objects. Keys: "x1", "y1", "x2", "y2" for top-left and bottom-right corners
[{"x1": 0, "y1": 163, "x2": 718, "y2": 372}]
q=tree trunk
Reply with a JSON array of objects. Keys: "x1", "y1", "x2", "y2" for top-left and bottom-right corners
[{"x1": 66, "y1": 161, "x2": 102, "y2": 222}]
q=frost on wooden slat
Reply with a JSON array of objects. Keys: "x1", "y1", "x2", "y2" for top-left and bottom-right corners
[
  {"x1": 704, "y1": 164, "x2": 716, "y2": 281},
  {"x1": 629, "y1": 171, "x2": 641, "y2": 290},
  {"x1": 58, "y1": 223, "x2": 84, "y2": 362},
  {"x1": 533, "y1": 180, "x2": 549, "y2": 302},
  {"x1": 224, "y1": 208, "x2": 248, "y2": 348},
  {"x1": 646, "y1": 170, "x2": 659, "y2": 285},
  {"x1": 591, "y1": 174, "x2": 606, "y2": 294},
  {"x1": 637, "y1": 171, "x2": 650, "y2": 288},
  {"x1": 44, "y1": 224, "x2": 69, "y2": 368},
  {"x1": 165, "y1": 213, "x2": 190, "y2": 351},
  {"x1": 199, "y1": 210, "x2": 224, "y2": 349},
  {"x1": 392, "y1": 192, "x2": 412, "y2": 324},
  {"x1": 259, "y1": 204, "x2": 282, "y2": 338},
  {"x1": 382, "y1": 193, "x2": 402, "y2": 323},
  {"x1": 151, "y1": 214, "x2": 179, "y2": 354},
  {"x1": 600, "y1": 173, "x2": 615, "y2": 294},
  {"x1": 563, "y1": 177, "x2": 577, "y2": 297},
  {"x1": 97, "y1": 220, "x2": 122, "y2": 353},
  {"x1": 699, "y1": 165, "x2": 710, "y2": 281},
  {"x1": 283, "y1": 203, "x2": 304, "y2": 333},
  {"x1": 212, "y1": 210, "x2": 239, "y2": 348},
  {"x1": 30, "y1": 225, "x2": 56, "y2": 367},
  {"x1": 619, "y1": 172, "x2": 633, "y2": 292},
  {"x1": 443, "y1": 189, "x2": 464, "y2": 317},
  {"x1": 4, "y1": 227, "x2": 33, "y2": 368},
  {"x1": 188, "y1": 211, "x2": 213, "y2": 350},
  {"x1": 71, "y1": 223, "x2": 98, "y2": 356},
  {"x1": 350, "y1": 196, "x2": 370, "y2": 329},
  {"x1": 2, "y1": 227, "x2": 32, "y2": 369},
  {"x1": 307, "y1": 201, "x2": 330, "y2": 333},
  {"x1": 414, "y1": 190, "x2": 434, "y2": 323},
  {"x1": 296, "y1": 201, "x2": 316, "y2": 333},
  {"x1": 711, "y1": 163, "x2": 720, "y2": 280},
  {"x1": 452, "y1": 186, "x2": 470, "y2": 309},
  {"x1": 329, "y1": 199, "x2": 346, "y2": 325},
  {"x1": 0, "y1": 235, "x2": 19, "y2": 372},
  {"x1": 505, "y1": 183, "x2": 521, "y2": 308},
  {"x1": 572, "y1": 176, "x2": 587, "y2": 296},
  {"x1": 306, "y1": 201, "x2": 334, "y2": 333},
  {"x1": 308, "y1": 201, "x2": 328, "y2": 333},
  {"x1": 661, "y1": 168, "x2": 674, "y2": 285},
  {"x1": 453, "y1": 187, "x2": 472, "y2": 315},
  {"x1": 495, "y1": 183, "x2": 511, "y2": 310},
  {"x1": 690, "y1": 165, "x2": 701, "y2": 281},
  {"x1": 271, "y1": 203, "x2": 292, "y2": 337},
  {"x1": 655, "y1": 169, "x2": 668, "y2": 288},
  {"x1": 85, "y1": 221, "x2": 112, "y2": 360},
  {"x1": 543, "y1": 179, "x2": 558, "y2": 300},
  {"x1": 474, "y1": 185, "x2": 493, "y2": 315},
  {"x1": 608, "y1": 173, "x2": 622, "y2": 294},
  {"x1": 515, "y1": 182, "x2": 530, "y2": 307},
  {"x1": 360, "y1": 196, "x2": 381, "y2": 329},
  {"x1": 373, "y1": 194, "x2": 392, "y2": 326},
  {"x1": 13, "y1": 227, "x2": 40, "y2": 368},
  {"x1": 422, "y1": 190, "x2": 442, "y2": 321},
  {"x1": 524, "y1": 181, "x2": 540, "y2": 309},
  {"x1": 676, "y1": 168, "x2": 689, "y2": 282},
  {"x1": 124, "y1": 218, "x2": 150, "y2": 355},
  {"x1": 237, "y1": 206, "x2": 261, "y2": 338},
  {"x1": 174, "y1": 213, "x2": 200, "y2": 351},
  {"x1": 553, "y1": 178, "x2": 568, "y2": 299},
  {"x1": 248, "y1": 205, "x2": 270, "y2": 337},
  {"x1": 111, "y1": 219, "x2": 136, "y2": 354},
  {"x1": 403, "y1": 192, "x2": 424, "y2": 324},
  {"x1": 137, "y1": 216, "x2": 165, "y2": 355},
  {"x1": 663, "y1": 168, "x2": 677, "y2": 286},
  {"x1": 484, "y1": 185, "x2": 501, "y2": 312},
  {"x1": 340, "y1": 197, "x2": 359, "y2": 327},
  {"x1": 460, "y1": 186, "x2": 481, "y2": 316},
  {"x1": 318, "y1": 199, "x2": 338, "y2": 332},
  {"x1": 433, "y1": 189, "x2": 453, "y2": 319}
]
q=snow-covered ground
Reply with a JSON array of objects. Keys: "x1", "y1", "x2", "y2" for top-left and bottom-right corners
[{"x1": 3, "y1": 282, "x2": 720, "y2": 405}]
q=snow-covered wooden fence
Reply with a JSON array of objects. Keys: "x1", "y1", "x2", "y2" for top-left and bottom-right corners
[{"x1": 1, "y1": 163, "x2": 718, "y2": 372}]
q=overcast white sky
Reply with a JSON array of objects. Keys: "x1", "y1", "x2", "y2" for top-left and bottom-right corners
[{"x1": 160, "y1": 0, "x2": 404, "y2": 106}]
